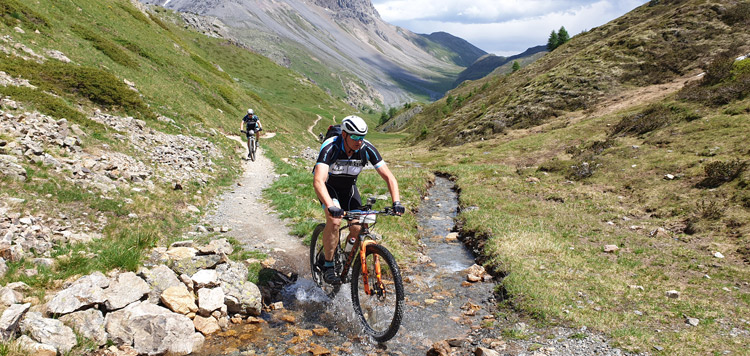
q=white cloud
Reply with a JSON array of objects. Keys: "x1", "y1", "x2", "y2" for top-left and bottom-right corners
[{"x1": 372, "y1": 0, "x2": 648, "y2": 56}]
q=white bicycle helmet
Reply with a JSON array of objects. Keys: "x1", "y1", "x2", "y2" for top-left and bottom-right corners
[
  {"x1": 247, "y1": 108, "x2": 254, "y2": 115},
  {"x1": 341, "y1": 115, "x2": 368, "y2": 135}
]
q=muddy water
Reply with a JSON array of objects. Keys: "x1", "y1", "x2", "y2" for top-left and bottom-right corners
[{"x1": 196, "y1": 176, "x2": 497, "y2": 355}]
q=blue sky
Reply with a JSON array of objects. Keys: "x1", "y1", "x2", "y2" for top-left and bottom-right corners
[{"x1": 371, "y1": 0, "x2": 648, "y2": 56}]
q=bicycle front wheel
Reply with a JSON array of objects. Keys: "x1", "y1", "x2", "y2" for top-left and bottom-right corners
[
  {"x1": 351, "y1": 244, "x2": 404, "y2": 342},
  {"x1": 249, "y1": 137, "x2": 256, "y2": 161}
]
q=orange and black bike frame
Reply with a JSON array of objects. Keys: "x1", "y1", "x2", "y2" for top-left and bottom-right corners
[{"x1": 338, "y1": 222, "x2": 387, "y2": 296}]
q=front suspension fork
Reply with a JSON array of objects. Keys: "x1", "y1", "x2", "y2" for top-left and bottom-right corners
[{"x1": 359, "y1": 240, "x2": 385, "y2": 296}]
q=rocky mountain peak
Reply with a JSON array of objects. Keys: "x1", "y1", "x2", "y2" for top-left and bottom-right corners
[{"x1": 312, "y1": 0, "x2": 379, "y2": 24}]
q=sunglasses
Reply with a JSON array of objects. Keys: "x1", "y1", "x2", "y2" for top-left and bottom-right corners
[{"x1": 349, "y1": 134, "x2": 366, "y2": 141}]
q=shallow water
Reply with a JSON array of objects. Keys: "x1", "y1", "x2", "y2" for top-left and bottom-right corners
[{"x1": 196, "y1": 176, "x2": 497, "y2": 355}]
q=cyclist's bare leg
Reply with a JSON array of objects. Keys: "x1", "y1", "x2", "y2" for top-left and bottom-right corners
[
  {"x1": 323, "y1": 211, "x2": 341, "y2": 261},
  {"x1": 346, "y1": 224, "x2": 362, "y2": 246}
]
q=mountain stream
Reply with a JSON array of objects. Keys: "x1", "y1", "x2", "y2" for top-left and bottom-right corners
[{"x1": 194, "y1": 176, "x2": 499, "y2": 355}]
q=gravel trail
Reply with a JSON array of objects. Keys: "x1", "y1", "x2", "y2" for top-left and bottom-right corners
[{"x1": 202, "y1": 137, "x2": 309, "y2": 276}]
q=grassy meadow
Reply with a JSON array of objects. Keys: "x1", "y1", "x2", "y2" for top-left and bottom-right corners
[
  {"x1": 385, "y1": 89, "x2": 750, "y2": 353},
  {"x1": 0, "y1": 0, "x2": 356, "y2": 316}
]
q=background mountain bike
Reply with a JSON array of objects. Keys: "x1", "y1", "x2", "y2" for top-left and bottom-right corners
[
  {"x1": 309, "y1": 197, "x2": 404, "y2": 342},
  {"x1": 240, "y1": 130, "x2": 258, "y2": 161}
]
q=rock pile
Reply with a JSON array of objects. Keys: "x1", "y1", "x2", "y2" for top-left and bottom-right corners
[
  {"x1": 0, "y1": 98, "x2": 221, "y2": 191},
  {"x1": 0, "y1": 208, "x2": 104, "y2": 269},
  {"x1": 0, "y1": 98, "x2": 225, "y2": 267},
  {"x1": 0, "y1": 238, "x2": 261, "y2": 356}
]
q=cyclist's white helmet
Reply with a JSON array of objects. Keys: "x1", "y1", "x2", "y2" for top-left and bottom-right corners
[
  {"x1": 341, "y1": 115, "x2": 368, "y2": 135},
  {"x1": 247, "y1": 108, "x2": 254, "y2": 115}
]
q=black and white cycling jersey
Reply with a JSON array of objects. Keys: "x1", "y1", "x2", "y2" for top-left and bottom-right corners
[{"x1": 315, "y1": 136, "x2": 384, "y2": 189}]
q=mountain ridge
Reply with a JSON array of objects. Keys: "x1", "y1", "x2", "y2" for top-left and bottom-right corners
[
  {"x1": 139, "y1": 0, "x2": 469, "y2": 108},
  {"x1": 402, "y1": 0, "x2": 750, "y2": 146}
]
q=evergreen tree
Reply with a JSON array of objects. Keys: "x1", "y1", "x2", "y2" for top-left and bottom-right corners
[
  {"x1": 557, "y1": 26, "x2": 570, "y2": 45},
  {"x1": 512, "y1": 61, "x2": 520, "y2": 72},
  {"x1": 547, "y1": 30, "x2": 559, "y2": 51}
]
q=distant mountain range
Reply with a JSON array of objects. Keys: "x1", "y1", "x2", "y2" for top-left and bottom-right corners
[
  {"x1": 138, "y1": 0, "x2": 541, "y2": 109},
  {"x1": 454, "y1": 45, "x2": 548, "y2": 86}
]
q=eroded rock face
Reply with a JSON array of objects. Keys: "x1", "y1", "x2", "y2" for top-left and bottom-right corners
[
  {"x1": 59, "y1": 309, "x2": 107, "y2": 346},
  {"x1": 312, "y1": 0, "x2": 379, "y2": 24},
  {"x1": 140, "y1": 264, "x2": 183, "y2": 304},
  {"x1": 104, "y1": 301, "x2": 203, "y2": 356},
  {"x1": 221, "y1": 280, "x2": 262, "y2": 316},
  {"x1": 46, "y1": 272, "x2": 109, "y2": 315},
  {"x1": 103, "y1": 272, "x2": 151, "y2": 311},
  {"x1": 0, "y1": 302, "x2": 30, "y2": 339},
  {"x1": 19, "y1": 312, "x2": 77, "y2": 354}
]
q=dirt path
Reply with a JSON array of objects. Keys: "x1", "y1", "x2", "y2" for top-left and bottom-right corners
[
  {"x1": 507, "y1": 72, "x2": 704, "y2": 140},
  {"x1": 307, "y1": 114, "x2": 323, "y2": 139},
  {"x1": 202, "y1": 136, "x2": 308, "y2": 276}
]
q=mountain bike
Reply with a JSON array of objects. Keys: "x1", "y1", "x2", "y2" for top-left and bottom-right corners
[
  {"x1": 309, "y1": 198, "x2": 404, "y2": 342},
  {"x1": 240, "y1": 130, "x2": 257, "y2": 161}
]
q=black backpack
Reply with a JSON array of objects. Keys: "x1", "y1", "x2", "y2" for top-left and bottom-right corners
[{"x1": 324, "y1": 124, "x2": 342, "y2": 140}]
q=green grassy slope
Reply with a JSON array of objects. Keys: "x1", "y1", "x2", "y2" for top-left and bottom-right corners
[
  {"x1": 405, "y1": 0, "x2": 750, "y2": 147},
  {"x1": 383, "y1": 1, "x2": 750, "y2": 354},
  {"x1": 0, "y1": 0, "x2": 357, "y2": 300}
]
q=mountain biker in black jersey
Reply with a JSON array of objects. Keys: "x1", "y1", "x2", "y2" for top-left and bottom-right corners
[
  {"x1": 240, "y1": 108, "x2": 262, "y2": 158},
  {"x1": 313, "y1": 115, "x2": 405, "y2": 284}
]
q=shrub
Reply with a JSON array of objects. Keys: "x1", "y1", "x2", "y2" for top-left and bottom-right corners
[
  {"x1": 0, "y1": 0, "x2": 49, "y2": 30},
  {"x1": 695, "y1": 200, "x2": 724, "y2": 220},
  {"x1": 721, "y1": 2, "x2": 750, "y2": 26},
  {"x1": 702, "y1": 53, "x2": 735, "y2": 86},
  {"x1": 71, "y1": 24, "x2": 137, "y2": 68},
  {"x1": 55, "y1": 66, "x2": 148, "y2": 114},
  {"x1": 418, "y1": 125, "x2": 429, "y2": 139},
  {"x1": 609, "y1": 103, "x2": 700, "y2": 137},
  {"x1": 115, "y1": 38, "x2": 163, "y2": 65},
  {"x1": 679, "y1": 55, "x2": 750, "y2": 106},
  {"x1": 0, "y1": 86, "x2": 88, "y2": 123},
  {"x1": 190, "y1": 54, "x2": 232, "y2": 81},
  {"x1": 738, "y1": 191, "x2": 750, "y2": 209},
  {"x1": 148, "y1": 12, "x2": 172, "y2": 33},
  {"x1": 566, "y1": 160, "x2": 598, "y2": 181},
  {"x1": 697, "y1": 159, "x2": 748, "y2": 188},
  {"x1": 0, "y1": 54, "x2": 151, "y2": 119},
  {"x1": 117, "y1": 2, "x2": 151, "y2": 25}
]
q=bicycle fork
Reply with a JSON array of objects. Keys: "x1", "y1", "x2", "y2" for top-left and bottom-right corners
[{"x1": 359, "y1": 240, "x2": 386, "y2": 297}]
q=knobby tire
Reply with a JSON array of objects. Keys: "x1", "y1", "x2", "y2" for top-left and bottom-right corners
[
  {"x1": 249, "y1": 137, "x2": 256, "y2": 161},
  {"x1": 351, "y1": 244, "x2": 404, "y2": 342}
]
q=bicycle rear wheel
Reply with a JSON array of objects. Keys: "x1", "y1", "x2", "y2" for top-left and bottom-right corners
[
  {"x1": 351, "y1": 244, "x2": 404, "y2": 342},
  {"x1": 309, "y1": 223, "x2": 341, "y2": 297}
]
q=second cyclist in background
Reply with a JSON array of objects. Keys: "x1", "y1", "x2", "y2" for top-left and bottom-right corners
[{"x1": 241, "y1": 108, "x2": 262, "y2": 158}]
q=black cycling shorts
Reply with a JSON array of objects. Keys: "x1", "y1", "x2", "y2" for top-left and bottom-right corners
[{"x1": 324, "y1": 183, "x2": 361, "y2": 211}]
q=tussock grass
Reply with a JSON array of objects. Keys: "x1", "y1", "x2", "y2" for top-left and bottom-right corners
[
  {"x1": 609, "y1": 103, "x2": 701, "y2": 137},
  {"x1": 71, "y1": 23, "x2": 138, "y2": 68},
  {"x1": 392, "y1": 89, "x2": 750, "y2": 353},
  {"x1": 0, "y1": 341, "x2": 29, "y2": 356},
  {"x1": 0, "y1": 0, "x2": 49, "y2": 30}
]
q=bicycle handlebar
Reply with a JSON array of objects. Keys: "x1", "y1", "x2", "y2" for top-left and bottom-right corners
[{"x1": 343, "y1": 207, "x2": 397, "y2": 221}]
